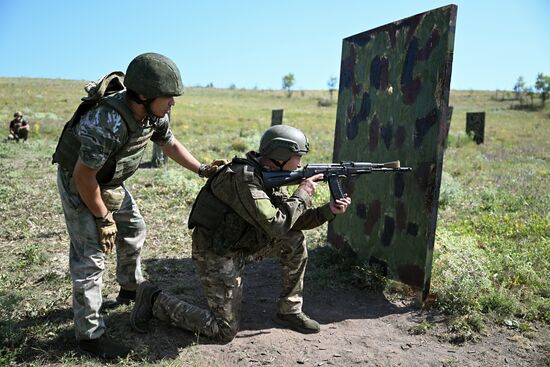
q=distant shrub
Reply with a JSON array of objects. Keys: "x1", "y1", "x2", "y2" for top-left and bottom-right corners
[
  {"x1": 317, "y1": 98, "x2": 333, "y2": 107},
  {"x1": 439, "y1": 171, "x2": 463, "y2": 208}
]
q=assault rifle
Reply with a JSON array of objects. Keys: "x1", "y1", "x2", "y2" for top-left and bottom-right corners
[{"x1": 262, "y1": 161, "x2": 412, "y2": 200}]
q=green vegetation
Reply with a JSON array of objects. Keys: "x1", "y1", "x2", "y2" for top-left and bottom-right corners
[
  {"x1": 511, "y1": 72, "x2": 550, "y2": 109},
  {"x1": 0, "y1": 78, "x2": 549, "y2": 364},
  {"x1": 281, "y1": 73, "x2": 295, "y2": 98}
]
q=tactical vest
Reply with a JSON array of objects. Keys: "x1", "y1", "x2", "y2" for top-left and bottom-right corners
[
  {"x1": 11, "y1": 120, "x2": 22, "y2": 132},
  {"x1": 52, "y1": 92, "x2": 155, "y2": 186},
  {"x1": 188, "y1": 157, "x2": 262, "y2": 255}
]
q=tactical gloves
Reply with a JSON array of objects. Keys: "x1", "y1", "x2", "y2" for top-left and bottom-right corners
[
  {"x1": 198, "y1": 159, "x2": 229, "y2": 178},
  {"x1": 95, "y1": 212, "x2": 117, "y2": 255}
]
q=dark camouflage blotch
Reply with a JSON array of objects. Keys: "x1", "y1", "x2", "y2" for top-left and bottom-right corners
[
  {"x1": 395, "y1": 126, "x2": 406, "y2": 147},
  {"x1": 397, "y1": 264, "x2": 425, "y2": 288},
  {"x1": 369, "y1": 113, "x2": 380, "y2": 151},
  {"x1": 363, "y1": 200, "x2": 382, "y2": 236},
  {"x1": 414, "y1": 162, "x2": 434, "y2": 192},
  {"x1": 327, "y1": 225, "x2": 346, "y2": 249},
  {"x1": 417, "y1": 29, "x2": 441, "y2": 60},
  {"x1": 401, "y1": 38, "x2": 422, "y2": 105},
  {"x1": 356, "y1": 203, "x2": 367, "y2": 219},
  {"x1": 347, "y1": 92, "x2": 370, "y2": 140},
  {"x1": 395, "y1": 200, "x2": 407, "y2": 231},
  {"x1": 407, "y1": 222, "x2": 419, "y2": 236},
  {"x1": 414, "y1": 108, "x2": 439, "y2": 147},
  {"x1": 381, "y1": 216, "x2": 395, "y2": 247},
  {"x1": 370, "y1": 56, "x2": 389, "y2": 90},
  {"x1": 380, "y1": 122, "x2": 393, "y2": 149},
  {"x1": 394, "y1": 173, "x2": 405, "y2": 198}
]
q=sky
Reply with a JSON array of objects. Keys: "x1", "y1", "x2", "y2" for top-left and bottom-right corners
[{"x1": 0, "y1": 0, "x2": 548, "y2": 91}]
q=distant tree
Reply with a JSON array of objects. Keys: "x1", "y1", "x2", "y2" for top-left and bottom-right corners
[
  {"x1": 327, "y1": 76, "x2": 338, "y2": 100},
  {"x1": 525, "y1": 86, "x2": 535, "y2": 106},
  {"x1": 513, "y1": 76, "x2": 525, "y2": 103},
  {"x1": 535, "y1": 73, "x2": 550, "y2": 107},
  {"x1": 282, "y1": 73, "x2": 295, "y2": 98},
  {"x1": 229, "y1": 83, "x2": 236, "y2": 90}
]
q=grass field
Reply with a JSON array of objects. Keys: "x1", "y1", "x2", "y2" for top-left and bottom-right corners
[{"x1": 0, "y1": 77, "x2": 548, "y2": 365}]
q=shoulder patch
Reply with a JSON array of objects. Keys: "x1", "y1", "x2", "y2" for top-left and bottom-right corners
[
  {"x1": 243, "y1": 165, "x2": 255, "y2": 183},
  {"x1": 255, "y1": 198, "x2": 277, "y2": 221}
]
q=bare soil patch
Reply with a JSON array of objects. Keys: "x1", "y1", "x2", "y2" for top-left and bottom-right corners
[{"x1": 124, "y1": 256, "x2": 550, "y2": 367}]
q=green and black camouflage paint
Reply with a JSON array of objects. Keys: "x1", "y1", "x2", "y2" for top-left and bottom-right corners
[{"x1": 328, "y1": 5, "x2": 457, "y2": 299}]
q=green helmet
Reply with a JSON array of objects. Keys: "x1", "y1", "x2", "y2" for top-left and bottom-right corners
[
  {"x1": 259, "y1": 125, "x2": 309, "y2": 161},
  {"x1": 125, "y1": 52, "x2": 184, "y2": 99}
]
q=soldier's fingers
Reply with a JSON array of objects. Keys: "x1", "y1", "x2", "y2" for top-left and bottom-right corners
[
  {"x1": 309, "y1": 173, "x2": 324, "y2": 182},
  {"x1": 106, "y1": 241, "x2": 113, "y2": 255}
]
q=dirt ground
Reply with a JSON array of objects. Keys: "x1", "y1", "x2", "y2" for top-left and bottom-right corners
[{"x1": 120, "y1": 257, "x2": 550, "y2": 367}]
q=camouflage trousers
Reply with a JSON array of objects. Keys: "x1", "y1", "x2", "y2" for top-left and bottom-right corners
[
  {"x1": 152, "y1": 226, "x2": 308, "y2": 341},
  {"x1": 56, "y1": 168, "x2": 146, "y2": 340}
]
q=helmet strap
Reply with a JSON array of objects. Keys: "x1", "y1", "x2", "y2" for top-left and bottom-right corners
[
  {"x1": 127, "y1": 89, "x2": 159, "y2": 122},
  {"x1": 270, "y1": 158, "x2": 289, "y2": 170}
]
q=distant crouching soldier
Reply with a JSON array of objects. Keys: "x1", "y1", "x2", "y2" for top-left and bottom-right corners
[{"x1": 7, "y1": 111, "x2": 29, "y2": 142}]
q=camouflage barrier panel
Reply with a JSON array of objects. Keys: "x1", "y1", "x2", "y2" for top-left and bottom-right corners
[
  {"x1": 328, "y1": 5, "x2": 457, "y2": 299},
  {"x1": 466, "y1": 112, "x2": 485, "y2": 144}
]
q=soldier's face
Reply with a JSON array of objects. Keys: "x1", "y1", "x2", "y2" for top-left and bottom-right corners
[
  {"x1": 150, "y1": 96, "x2": 176, "y2": 117},
  {"x1": 282, "y1": 155, "x2": 303, "y2": 171}
]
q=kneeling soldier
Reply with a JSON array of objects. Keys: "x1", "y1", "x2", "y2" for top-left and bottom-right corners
[{"x1": 131, "y1": 125, "x2": 351, "y2": 342}]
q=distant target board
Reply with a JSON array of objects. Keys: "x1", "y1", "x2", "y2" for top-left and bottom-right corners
[{"x1": 328, "y1": 5, "x2": 457, "y2": 300}]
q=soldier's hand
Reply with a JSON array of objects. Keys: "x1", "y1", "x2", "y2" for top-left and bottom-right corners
[
  {"x1": 329, "y1": 195, "x2": 352, "y2": 215},
  {"x1": 94, "y1": 212, "x2": 117, "y2": 255},
  {"x1": 199, "y1": 159, "x2": 229, "y2": 178},
  {"x1": 299, "y1": 173, "x2": 324, "y2": 195}
]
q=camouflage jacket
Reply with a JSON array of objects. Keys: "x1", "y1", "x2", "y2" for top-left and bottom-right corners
[{"x1": 189, "y1": 151, "x2": 335, "y2": 254}]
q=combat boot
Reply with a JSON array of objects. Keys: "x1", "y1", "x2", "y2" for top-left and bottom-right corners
[
  {"x1": 130, "y1": 281, "x2": 161, "y2": 333},
  {"x1": 274, "y1": 312, "x2": 320, "y2": 334},
  {"x1": 78, "y1": 335, "x2": 131, "y2": 360},
  {"x1": 116, "y1": 288, "x2": 136, "y2": 304},
  {"x1": 101, "y1": 288, "x2": 136, "y2": 311}
]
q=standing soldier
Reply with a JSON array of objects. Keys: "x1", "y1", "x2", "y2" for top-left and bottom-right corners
[
  {"x1": 52, "y1": 53, "x2": 219, "y2": 359},
  {"x1": 131, "y1": 125, "x2": 352, "y2": 342}
]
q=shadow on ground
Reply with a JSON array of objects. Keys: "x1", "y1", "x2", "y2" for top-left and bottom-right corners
[{"x1": 9, "y1": 247, "x2": 412, "y2": 363}]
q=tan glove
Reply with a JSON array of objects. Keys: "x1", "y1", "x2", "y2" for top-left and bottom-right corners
[
  {"x1": 94, "y1": 211, "x2": 117, "y2": 255},
  {"x1": 199, "y1": 159, "x2": 230, "y2": 178}
]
